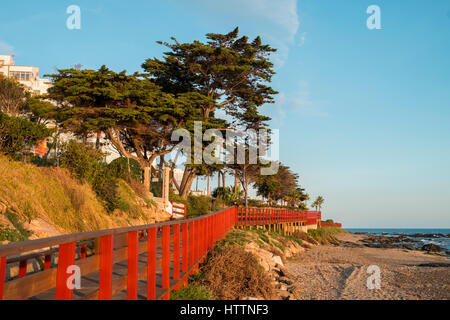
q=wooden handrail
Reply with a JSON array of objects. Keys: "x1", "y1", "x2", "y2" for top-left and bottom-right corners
[
  {"x1": 0, "y1": 206, "x2": 330, "y2": 300},
  {"x1": 0, "y1": 207, "x2": 229, "y2": 258}
]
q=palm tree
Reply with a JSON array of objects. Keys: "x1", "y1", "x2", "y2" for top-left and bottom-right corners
[
  {"x1": 312, "y1": 196, "x2": 324, "y2": 211},
  {"x1": 312, "y1": 198, "x2": 319, "y2": 211}
]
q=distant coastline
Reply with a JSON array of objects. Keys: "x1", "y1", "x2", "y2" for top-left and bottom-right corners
[
  {"x1": 345, "y1": 228, "x2": 450, "y2": 234},
  {"x1": 345, "y1": 228, "x2": 450, "y2": 256}
]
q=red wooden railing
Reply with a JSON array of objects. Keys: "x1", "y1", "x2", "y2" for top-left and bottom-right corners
[
  {"x1": 236, "y1": 207, "x2": 321, "y2": 226},
  {"x1": 0, "y1": 206, "x2": 328, "y2": 300},
  {"x1": 320, "y1": 221, "x2": 342, "y2": 228}
]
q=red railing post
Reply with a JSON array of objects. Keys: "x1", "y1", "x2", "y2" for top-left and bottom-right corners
[
  {"x1": 209, "y1": 215, "x2": 214, "y2": 249},
  {"x1": 0, "y1": 256, "x2": 7, "y2": 300},
  {"x1": 162, "y1": 225, "x2": 170, "y2": 299},
  {"x1": 182, "y1": 223, "x2": 188, "y2": 274},
  {"x1": 200, "y1": 219, "x2": 205, "y2": 261},
  {"x1": 147, "y1": 228, "x2": 156, "y2": 300},
  {"x1": 173, "y1": 224, "x2": 180, "y2": 282},
  {"x1": 127, "y1": 230, "x2": 139, "y2": 300},
  {"x1": 213, "y1": 214, "x2": 217, "y2": 243},
  {"x1": 204, "y1": 218, "x2": 207, "y2": 254},
  {"x1": 55, "y1": 242, "x2": 76, "y2": 300},
  {"x1": 205, "y1": 217, "x2": 210, "y2": 251},
  {"x1": 211, "y1": 214, "x2": 214, "y2": 245},
  {"x1": 99, "y1": 234, "x2": 114, "y2": 300},
  {"x1": 44, "y1": 254, "x2": 52, "y2": 270},
  {"x1": 195, "y1": 220, "x2": 199, "y2": 264},
  {"x1": 188, "y1": 221, "x2": 194, "y2": 271},
  {"x1": 19, "y1": 259, "x2": 27, "y2": 279},
  {"x1": 80, "y1": 245, "x2": 87, "y2": 259}
]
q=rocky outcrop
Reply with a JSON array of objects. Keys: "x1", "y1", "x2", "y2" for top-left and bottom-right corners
[
  {"x1": 421, "y1": 243, "x2": 444, "y2": 253},
  {"x1": 242, "y1": 231, "x2": 314, "y2": 300}
]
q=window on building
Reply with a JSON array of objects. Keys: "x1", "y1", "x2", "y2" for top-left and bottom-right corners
[{"x1": 10, "y1": 71, "x2": 33, "y2": 81}]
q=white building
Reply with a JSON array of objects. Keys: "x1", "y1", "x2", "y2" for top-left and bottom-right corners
[{"x1": 0, "y1": 55, "x2": 51, "y2": 95}]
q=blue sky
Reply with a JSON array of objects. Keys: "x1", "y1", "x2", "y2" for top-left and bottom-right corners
[{"x1": 1, "y1": 0, "x2": 449, "y2": 227}]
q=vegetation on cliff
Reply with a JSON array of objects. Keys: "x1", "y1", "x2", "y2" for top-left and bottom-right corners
[{"x1": 0, "y1": 155, "x2": 161, "y2": 242}]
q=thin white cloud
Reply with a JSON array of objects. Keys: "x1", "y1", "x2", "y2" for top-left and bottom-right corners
[
  {"x1": 299, "y1": 32, "x2": 307, "y2": 46},
  {"x1": 273, "y1": 92, "x2": 287, "y2": 124},
  {"x1": 291, "y1": 81, "x2": 329, "y2": 117},
  {"x1": 193, "y1": 0, "x2": 300, "y2": 66},
  {"x1": 0, "y1": 41, "x2": 14, "y2": 54},
  {"x1": 275, "y1": 81, "x2": 329, "y2": 122}
]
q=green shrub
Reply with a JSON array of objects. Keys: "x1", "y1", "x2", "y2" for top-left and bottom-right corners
[
  {"x1": 186, "y1": 195, "x2": 212, "y2": 217},
  {"x1": 170, "y1": 284, "x2": 215, "y2": 300},
  {"x1": 59, "y1": 141, "x2": 106, "y2": 182},
  {"x1": 59, "y1": 141, "x2": 121, "y2": 213},
  {"x1": 169, "y1": 193, "x2": 188, "y2": 205},
  {"x1": 219, "y1": 229, "x2": 251, "y2": 247},
  {"x1": 108, "y1": 157, "x2": 142, "y2": 181},
  {"x1": 0, "y1": 111, "x2": 52, "y2": 158},
  {"x1": 211, "y1": 186, "x2": 242, "y2": 205},
  {"x1": 115, "y1": 180, "x2": 144, "y2": 219},
  {"x1": 150, "y1": 181, "x2": 162, "y2": 197},
  {"x1": 308, "y1": 227, "x2": 343, "y2": 244},
  {"x1": 0, "y1": 226, "x2": 28, "y2": 242},
  {"x1": 94, "y1": 178, "x2": 120, "y2": 213},
  {"x1": 4, "y1": 211, "x2": 32, "y2": 240}
]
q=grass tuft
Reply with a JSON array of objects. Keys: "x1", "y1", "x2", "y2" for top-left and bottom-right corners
[{"x1": 170, "y1": 284, "x2": 215, "y2": 300}]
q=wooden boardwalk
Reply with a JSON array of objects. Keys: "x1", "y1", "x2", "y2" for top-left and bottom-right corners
[
  {"x1": 31, "y1": 236, "x2": 190, "y2": 300},
  {"x1": 0, "y1": 207, "x2": 323, "y2": 300}
]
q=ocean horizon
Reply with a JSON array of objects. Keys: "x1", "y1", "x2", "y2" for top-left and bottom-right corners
[
  {"x1": 345, "y1": 228, "x2": 450, "y2": 234},
  {"x1": 344, "y1": 228, "x2": 450, "y2": 253}
]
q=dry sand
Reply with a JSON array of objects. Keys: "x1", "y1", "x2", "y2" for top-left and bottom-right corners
[{"x1": 286, "y1": 232, "x2": 450, "y2": 300}]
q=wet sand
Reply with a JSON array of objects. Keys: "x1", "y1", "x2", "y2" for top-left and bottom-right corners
[{"x1": 286, "y1": 232, "x2": 450, "y2": 300}]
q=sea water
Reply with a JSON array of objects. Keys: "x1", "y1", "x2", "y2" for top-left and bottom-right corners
[{"x1": 345, "y1": 228, "x2": 450, "y2": 253}]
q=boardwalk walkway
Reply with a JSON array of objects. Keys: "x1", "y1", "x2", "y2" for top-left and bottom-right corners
[{"x1": 0, "y1": 207, "x2": 323, "y2": 300}]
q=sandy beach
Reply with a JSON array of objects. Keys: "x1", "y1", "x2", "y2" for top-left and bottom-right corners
[{"x1": 286, "y1": 232, "x2": 450, "y2": 300}]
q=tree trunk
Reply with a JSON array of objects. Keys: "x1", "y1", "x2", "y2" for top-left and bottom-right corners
[
  {"x1": 244, "y1": 168, "x2": 248, "y2": 209},
  {"x1": 143, "y1": 166, "x2": 151, "y2": 192},
  {"x1": 234, "y1": 170, "x2": 239, "y2": 194},
  {"x1": 244, "y1": 184, "x2": 248, "y2": 209},
  {"x1": 180, "y1": 172, "x2": 195, "y2": 199},
  {"x1": 159, "y1": 155, "x2": 165, "y2": 180},
  {"x1": 217, "y1": 171, "x2": 221, "y2": 190},
  {"x1": 177, "y1": 166, "x2": 196, "y2": 197},
  {"x1": 95, "y1": 131, "x2": 101, "y2": 149},
  {"x1": 222, "y1": 171, "x2": 226, "y2": 190}
]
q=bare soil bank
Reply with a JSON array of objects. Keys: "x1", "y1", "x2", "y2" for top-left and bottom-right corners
[{"x1": 287, "y1": 233, "x2": 450, "y2": 300}]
